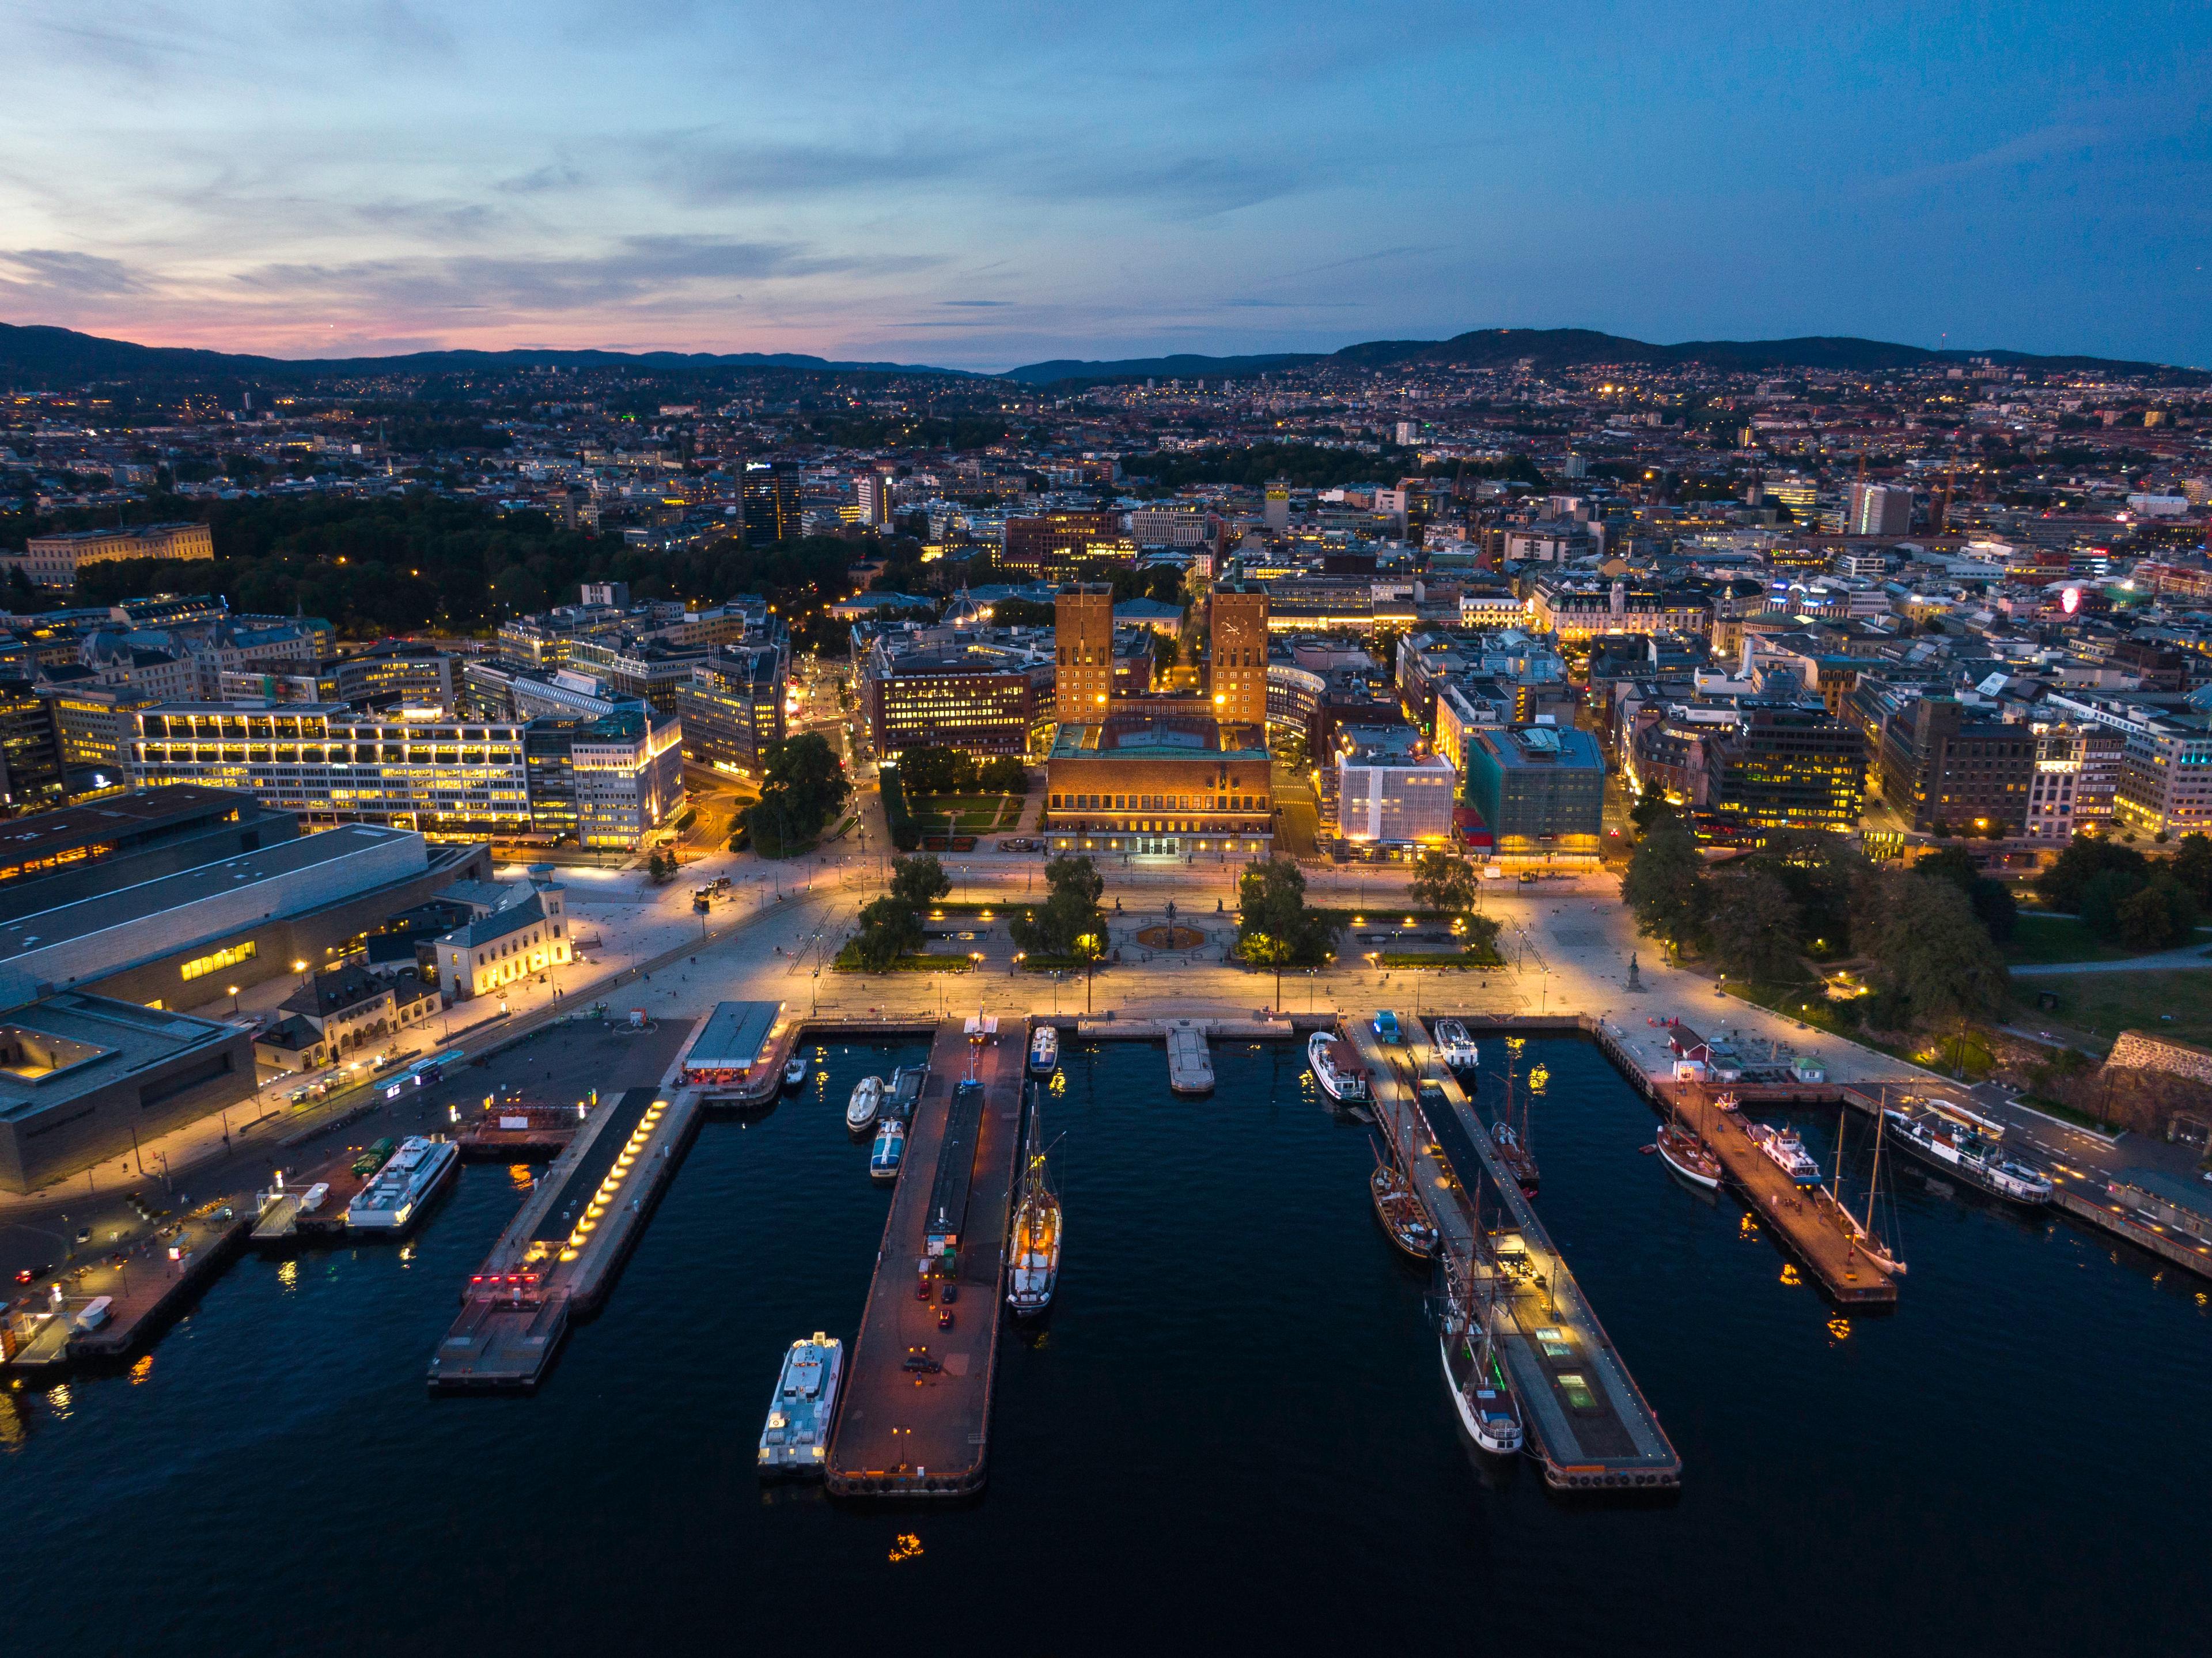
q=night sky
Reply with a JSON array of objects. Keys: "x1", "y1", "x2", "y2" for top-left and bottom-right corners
[{"x1": 2, "y1": 1, "x2": 2205, "y2": 367}]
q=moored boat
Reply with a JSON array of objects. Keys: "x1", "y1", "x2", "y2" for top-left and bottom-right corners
[
  {"x1": 844, "y1": 1074, "x2": 884, "y2": 1133},
  {"x1": 1307, "y1": 1031, "x2": 1369, "y2": 1102},
  {"x1": 884, "y1": 1064, "x2": 922, "y2": 1123},
  {"x1": 782, "y1": 1055, "x2": 805, "y2": 1089},
  {"x1": 1370, "y1": 1152, "x2": 1439, "y2": 1259},
  {"x1": 343, "y1": 1136, "x2": 459, "y2": 1233},
  {"x1": 1007, "y1": 1101, "x2": 1061, "y2": 1315},
  {"x1": 869, "y1": 1117, "x2": 906, "y2": 1183},
  {"x1": 1654, "y1": 1121, "x2": 1722, "y2": 1191},
  {"x1": 757, "y1": 1332, "x2": 842, "y2": 1478},
  {"x1": 1747, "y1": 1120, "x2": 1822, "y2": 1187},
  {"x1": 1028, "y1": 1023, "x2": 1059, "y2": 1077},
  {"x1": 1440, "y1": 1270, "x2": 1523, "y2": 1456},
  {"x1": 1883, "y1": 1099, "x2": 2052, "y2": 1205},
  {"x1": 1491, "y1": 1119, "x2": 1540, "y2": 1196},
  {"x1": 1432, "y1": 1018, "x2": 1480, "y2": 1073}
]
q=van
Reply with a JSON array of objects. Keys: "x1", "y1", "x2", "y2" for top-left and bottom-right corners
[{"x1": 75, "y1": 1296, "x2": 113, "y2": 1332}]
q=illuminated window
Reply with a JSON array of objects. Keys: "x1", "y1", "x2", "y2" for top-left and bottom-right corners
[{"x1": 181, "y1": 940, "x2": 257, "y2": 982}]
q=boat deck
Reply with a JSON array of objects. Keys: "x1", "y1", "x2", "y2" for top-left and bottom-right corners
[
  {"x1": 826, "y1": 1017, "x2": 1027, "y2": 1497},
  {"x1": 251, "y1": 1146, "x2": 374, "y2": 1241},
  {"x1": 1349, "y1": 1017, "x2": 1681, "y2": 1493}
]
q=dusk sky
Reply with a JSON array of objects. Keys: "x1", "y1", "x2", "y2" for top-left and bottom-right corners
[{"x1": 3, "y1": 1, "x2": 2207, "y2": 369}]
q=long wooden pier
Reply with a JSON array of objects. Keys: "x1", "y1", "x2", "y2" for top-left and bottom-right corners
[
  {"x1": 826, "y1": 1016, "x2": 1027, "y2": 1497},
  {"x1": 1349, "y1": 1017, "x2": 1681, "y2": 1493}
]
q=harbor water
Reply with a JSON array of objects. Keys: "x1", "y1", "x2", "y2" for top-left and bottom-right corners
[{"x1": 3, "y1": 1036, "x2": 2206, "y2": 1655}]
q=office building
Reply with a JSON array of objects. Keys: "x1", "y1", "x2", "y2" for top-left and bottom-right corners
[
  {"x1": 743, "y1": 461, "x2": 802, "y2": 546},
  {"x1": 1529, "y1": 581, "x2": 1711, "y2": 643},
  {"x1": 1464, "y1": 724, "x2": 1605, "y2": 860},
  {"x1": 1847, "y1": 482, "x2": 1914, "y2": 537},
  {"x1": 1003, "y1": 512, "x2": 1133, "y2": 582},
  {"x1": 856, "y1": 471, "x2": 896, "y2": 528},
  {"x1": 1056, "y1": 585, "x2": 1116, "y2": 722},
  {"x1": 676, "y1": 646, "x2": 787, "y2": 781},
  {"x1": 1874, "y1": 698, "x2": 2033, "y2": 834},
  {"x1": 1699, "y1": 701, "x2": 1865, "y2": 839},
  {"x1": 3, "y1": 522, "x2": 214, "y2": 590},
  {"x1": 0, "y1": 678, "x2": 68, "y2": 813},
  {"x1": 862, "y1": 637, "x2": 1048, "y2": 762},
  {"x1": 1209, "y1": 575, "x2": 1270, "y2": 727},
  {"x1": 1331, "y1": 726, "x2": 1458, "y2": 847}
]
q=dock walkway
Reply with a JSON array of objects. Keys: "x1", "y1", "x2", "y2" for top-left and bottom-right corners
[
  {"x1": 1165, "y1": 1020, "x2": 1215, "y2": 1093},
  {"x1": 827, "y1": 1016, "x2": 1026, "y2": 1497},
  {"x1": 1349, "y1": 1016, "x2": 1681, "y2": 1492}
]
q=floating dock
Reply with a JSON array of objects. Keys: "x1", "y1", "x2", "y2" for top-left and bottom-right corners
[
  {"x1": 826, "y1": 1016, "x2": 1027, "y2": 1497},
  {"x1": 429, "y1": 1082, "x2": 697, "y2": 1391},
  {"x1": 1165, "y1": 1020, "x2": 1215, "y2": 1094},
  {"x1": 455, "y1": 1099, "x2": 586, "y2": 1160},
  {"x1": 1351, "y1": 1017, "x2": 1681, "y2": 1493},
  {"x1": 250, "y1": 1146, "x2": 373, "y2": 1243}
]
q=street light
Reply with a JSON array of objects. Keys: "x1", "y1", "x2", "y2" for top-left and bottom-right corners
[{"x1": 227, "y1": 984, "x2": 241, "y2": 1015}]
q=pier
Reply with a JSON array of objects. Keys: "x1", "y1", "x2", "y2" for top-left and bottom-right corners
[
  {"x1": 4, "y1": 1204, "x2": 249, "y2": 1372},
  {"x1": 827, "y1": 1015, "x2": 1027, "y2": 1497},
  {"x1": 1165, "y1": 1019, "x2": 1215, "y2": 1093},
  {"x1": 1344, "y1": 1016, "x2": 1682, "y2": 1492},
  {"x1": 429, "y1": 1082, "x2": 698, "y2": 1391},
  {"x1": 250, "y1": 1144, "x2": 375, "y2": 1243}
]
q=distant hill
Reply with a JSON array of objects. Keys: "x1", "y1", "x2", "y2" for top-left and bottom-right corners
[
  {"x1": 1001, "y1": 327, "x2": 2199, "y2": 384},
  {"x1": 0, "y1": 321, "x2": 968, "y2": 385}
]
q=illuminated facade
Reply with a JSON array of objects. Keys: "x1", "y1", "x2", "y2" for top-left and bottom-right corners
[
  {"x1": 676, "y1": 646, "x2": 787, "y2": 781},
  {"x1": 1045, "y1": 714, "x2": 1272, "y2": 858},
  {"x1": 1699, "y1": 701, "x2": 1865, "y2": 839},
  {"x1": 1208, "y1": 577, "x2": 1270, "y2": 727},
  {"x1": 1056, "y1": 585, "x2": 1115, "y2": 721},
  {"x1": 862, "y1": 645, "x2": 1047, "y2": 761},
  {"x1": 5, "y1": 521, "x2": 213, "y2": 590}
]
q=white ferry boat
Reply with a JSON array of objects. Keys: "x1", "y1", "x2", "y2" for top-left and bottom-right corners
[
  {"x1": 343, "y1": 1136, "x2": 459, "y2": 1232},
  {"x1": 1884, "y1": 1100, "x2": 2053, "y2": 1205},
  {"x1": 1029, "y1": 1023, "x2": 1059, "y2": 1077},
  {"x1": 1431, "y1": 1018, "x2": 1480, "y2": 1073},
  {"x1": 1307, "y1": 1031, "x2": 1369, "y2": 1103},
  {"x1": 782, "y1": 1055, "x2": 806, "y2": 1089},
  {"x1": 1746, "y1": 1121, "x2": 1822, "y2": 1187},
  {"x1": 869, "y1": 1118, "x2": 906, "y2": 1183},
  {"x1": 845, "y1": 1074, "x2": 884, "y2": 1133},
  {"x1": 757, "y1": 1333, "x2": 843, "y2": 1478}
]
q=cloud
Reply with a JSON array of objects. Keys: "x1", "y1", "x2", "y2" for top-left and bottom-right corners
[
  {"x1": 641, "y1": 132, "x2": 976, "y2": 202},
  {"x1": 495, "y1": 163, "x2": 585, "y2": 195},
  {"x1": 1035, "y1": 152, "x2": 1310, "y2": 219},
  {"x1": 941, "y1": 299, "x2": 1009, "y2": 307},
  {"x1": 0, "y1": 248, "x2": 149, "y2": 296}
]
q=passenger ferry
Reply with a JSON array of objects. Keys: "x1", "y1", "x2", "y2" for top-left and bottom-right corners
[
  {"x1": 884, "y1": 1065, "x2": 923, "y2": 1124},
  {"x1": 1431, "y1": 1018, "x2": 1480, "y2": 1073},
  {"x1": 1883, "y1": 1100, "x2": 2053, "y2": 1205},
  {"x1": 845, "y1": 1074, "x2": 884, "y2": 1133},
  {"x1": 757, "y1": 1333, "x2": 843, "y2": 1478},
  {"x1": 1028, "y1": 1023, "x2": 1059, "y2": 1077},
  {"x1": 1307, "y1": 1031, "x2": 1370, "y2": 1103},
  {"x1": 1747, "y1": 1121, "x2": 1822, "y2": 1187},
  {"x1": 869, "y1": 1117, "x2": 907, "y2": 1184},
  {"x1": 343, "y1": 1136, "x2": 459, "y2": 1232}
]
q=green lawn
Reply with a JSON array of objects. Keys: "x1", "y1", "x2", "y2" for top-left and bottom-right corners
[
  {"x1": 2003, "y1": 913, "x2": 2211, "y2": 966},
  {"x1": 909, "y1": 793, "x2": 1022, "y2": 830},
  {"x1": 2009, "y1": 968, "x2": 2212, "y2": 1051}
]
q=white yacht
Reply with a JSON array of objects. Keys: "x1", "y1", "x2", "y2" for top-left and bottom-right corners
[
  {"x1": 845, "y1": 1074, "x2": 884, "y2": 1133},
  {"x1": 782, "y1": 1055, "x2": 806, "y2": 1089},
  {"x1": 1747, "y1": 1121, "x2": 1822, "y2": 1187},
  {"x1": 1431, "y1": 1018, "x2": 1480, "y2": 1073},
  {"x1": 757, "y1": 1333, "x2": 843, "y2": 1478},
  {"x1": 1307, "y1": 1031, "x2": 1369, "y2": 1103},
  {"x1": 1028, "y1": 1024, "x2": 1059, "y2": 1077},
  {"x1": 343, "y1": 1137, "x2": 459, "y2": 1233}
]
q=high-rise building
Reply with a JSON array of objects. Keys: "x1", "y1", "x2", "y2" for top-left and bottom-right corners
[
  {"x1": 1698, "y1": 701, "x2": 1865, "y2": 839},
  {"x1": 1056, "y1": 585, "x2": 1115, "y2": 722},
  {"x1": 1847, "y1": 482, "x2": 1914, "y2": 537},
  {"x1": 1874, "y1": 698, "x2": 2033, "y2": 833},
  {"x1": 741, "y1": 461, "x2": 801, "y2": 546},
  {"x1": 0, "y1": 678, "x2": 68, "y2": 813},
  {"x1": 1208, "y1": 576, "x2": 1269, "y2": 728},
  {"x1": 855, "y1": 471, "x2": 896, "y2": 528},
  {"x1": 675, "y1": 646, "x2": 787, "y2": 781},
  {"x1": 1003, "y1": 512, "x2": 1131, "y2": 582}
]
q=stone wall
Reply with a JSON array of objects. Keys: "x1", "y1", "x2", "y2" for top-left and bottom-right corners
[{"x1": 2107, "y1": 1029, "x2": 2212, "y2": 1087}]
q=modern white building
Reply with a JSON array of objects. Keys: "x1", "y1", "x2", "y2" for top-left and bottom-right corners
[{"x1": 1332, "y1": 727, "x2": 1458, "y2": 846}]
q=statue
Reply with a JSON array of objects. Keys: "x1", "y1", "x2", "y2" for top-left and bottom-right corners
[{"x1": 1626, "y1": 953, "x2": 1643, "y2": 992}]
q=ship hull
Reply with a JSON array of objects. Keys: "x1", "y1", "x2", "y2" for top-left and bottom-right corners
[
  {"x1": 1655, "y1": 1126, "x2": 1722, "y2": 1192},
  {"x1": 1884, "y1": 1114, "x2": 2053, "y2": 1206},
  {"x1": 1441, "y1": 1330, "x2": 1523, "y2": 1457}
]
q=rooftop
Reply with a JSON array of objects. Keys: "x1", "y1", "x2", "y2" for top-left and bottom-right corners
[{"x1": 0, "y1": 993, "x2": 240, "y2": 1121}]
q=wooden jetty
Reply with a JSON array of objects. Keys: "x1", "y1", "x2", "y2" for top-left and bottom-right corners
[
  {"x1": 1351, "y1": 1016, "x2": 1681, "y2": 1493},
  {"x1": 826, "y1": 1015, "x2": 1027, "y2": 1497}
]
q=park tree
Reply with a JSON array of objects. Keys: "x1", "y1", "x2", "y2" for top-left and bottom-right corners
[
  {"x1": 1628, "y1": 778, "x2": 1670, "y2": 834},
  {"x1": 889, "y1": 853, "x2": 951, "y2": 910},
  {"x1": 2116, "y1": 874, "x2": 2200, "y2": 950},
  {"x1": 1703, "y1": 866, "x2": 1803, "y2": 986},
  {"x1": 1912, "y1": 843, "x2": 2018, "y2": 942},
  {"x1": 1855, "y1": 871, "x2": 2009, "y2": 1029},
  {"x1": 1746, "y1": 831, "x2": 1869, "y2": 955},
  {"x1": 1012, "y1": 854, "x2": 1108, "y2": 959},
  {"x1": 1236, "y1": 856, "x2": 1339, "y2": 1006},
  {"x1": 976, "y1": 755, "x2": 1028, "y2": 794},
  {"x1": 752, "y1": 733, "x2": 850, "y2": 857},
  {"x1": 1410, "y1": 849, "x2": 1482, "y2": 919},
  {"x1": 1619, "y1": 808, "x2": 1706, "y2": 955},
  {"x1": 2035, "y1": 834, "x2": 2149, "y2": 911},
  {"x1": 848, "y1": 896, "x2": 924, "y2": 970},
  {"x1": 2170, "y1": 832, "x2": 2212, "y2": 905}
]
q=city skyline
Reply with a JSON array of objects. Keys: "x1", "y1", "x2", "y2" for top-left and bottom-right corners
[{"x1": 2, "y1": 1, "x2": 2207, "y2": 369}]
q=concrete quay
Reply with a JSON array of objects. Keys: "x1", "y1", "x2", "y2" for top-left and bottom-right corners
[
  {"x1": 1347, "y1": 1015, "x2": 1683, "y2": 1493},
  {"x1": 4, "y1": 1203, "x2": 249, "y2": 1372},
  {"x1": 429, "y1": 1080, "x2": 698, "y2": 1392},
  {"x1": 827, "y1": 1015, "x2": 1027, "y2": 1497}
]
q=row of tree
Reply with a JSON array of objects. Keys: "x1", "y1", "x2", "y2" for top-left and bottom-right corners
[
  {"x1": 893, "y1": 746, "x2": 1028, "y2": 797},
  {"x1": 2034, "y1": 833, "x2": 2209, "y2": 949},
  {"x1": 740, "y1": 733, "x2": 849, "y2": 858}
]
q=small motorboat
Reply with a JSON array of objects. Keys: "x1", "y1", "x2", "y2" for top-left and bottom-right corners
[
  {"x1": 1431, "y1": 1018, "x2": 1480, "y2": 1073},
  {"x1": 845, "y1": 1074, "x2": 884, "y2": 1133},
  {"x1": 782, "y1": 1055, "x2": 805, "y2": 1089},
  {"x1": 1028, "y1": 1023, "x2": 1059, "y2": 1078},
  {"x1": 869, "y1": 1118, "x2": 906, "y2": 1183}
]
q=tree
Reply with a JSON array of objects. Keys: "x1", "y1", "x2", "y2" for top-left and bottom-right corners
[
  {"x1": 1705, "y1": 866, "x2": 1803, "y2": 986},
  {"x1": 1011, "y1": 854, "x2": 1108, "y2": 959},
  {"x1": 1856, "y1": 871, "x2": 2009, "y2": 1029},
  {"x1": 2036, "y1": 834, "x2": 2149, "y2": 912},
  {"x1": 1747, "y1": 831, "x2": 1869, "y2": 954},
  {"x1": 754, "y1": 733, "x2": 850, "y2": 856},
  {"x1": 1619, "y1": 809, "x2": 1706, "y2": 955},
  {"x1": 976, "y1": 755, "x2": 1028, "y2": 794},
  {"x1": 1235, "y1": 857, "x2": 1338, "y2": 1007},
  {"x1": 2116, "y1": 875, "x2": 2200, "y2": 951},
  {"x1": 646, "y1": 850, "x2": 671, "y2": 884},
  {"x1": 889, "y1": 853, "x2": 950, "y2": 910},
  {"x1": 1410, "y1": 849, "x2": 1482, "y2": 921},
  {"x1": 1914, "y1": 843, "x2": 2018, "y2": 943},
  {"x1": 1152, "y1": 631, "x2": 1180, "y2": 671},
  {"x1": 2078, "y1": 867, "x2": 2147, "y2": 934},
  {"x1": 2171, "y1": 832, "x2": 2212, "y2": 906},
  {"x1": 1628, "y1": 778, "x2": 1669, "y2": 834},
  {"x1": 848, "y1": 895, "x2": 923, "y2": 970}
]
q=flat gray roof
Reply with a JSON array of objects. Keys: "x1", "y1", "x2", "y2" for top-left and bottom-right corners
[
  {"x1": 0, "y1": 993, "x2": 239, "y2": 1120},
  {"x1": 0, "y1": 823, "x2": 423, "y2": 966},
  {"x1": 685, "y1": 1001, "x2": 782, "y2": 1070}
]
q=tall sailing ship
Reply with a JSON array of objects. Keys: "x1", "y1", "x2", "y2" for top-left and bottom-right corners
[
  {"x1": 1007, "y1": 1094, "x2": 1062, "y2": 1317},
  {"x1": 1439, "y1": 1255, "x2": 1523, "y2": 1457},
  {"x1": 1489, "y1": 1039, "x2": 1540, "y2": 1196}
]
